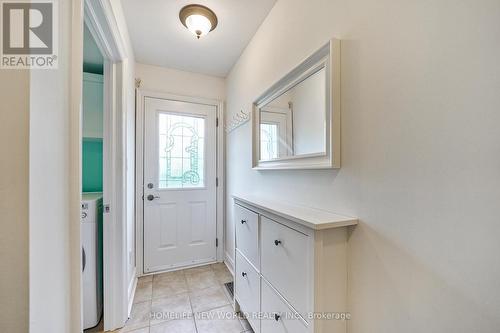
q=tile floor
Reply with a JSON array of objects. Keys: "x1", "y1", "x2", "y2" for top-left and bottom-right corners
[{"x1": 86, "y1": 263, "x2": 253, "y2": 333}]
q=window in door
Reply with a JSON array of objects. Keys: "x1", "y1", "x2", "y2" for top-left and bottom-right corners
[
  {"x1": 260, "y1": 122, "x2": 279, "y2": 160},
  {"x1": 158, "y1": 113, "x2": 205, "y2": 189}
]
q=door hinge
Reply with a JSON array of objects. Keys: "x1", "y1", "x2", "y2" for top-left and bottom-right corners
[
  {"x1": 216, "y1": 117, "x2": 219, "y2": 127},
  {"x1": 216, "y1": 238, "x2": 219, "y2": 247},
  {"x1": 216, "y1": 177, "x2": 219, "y2": 187}
]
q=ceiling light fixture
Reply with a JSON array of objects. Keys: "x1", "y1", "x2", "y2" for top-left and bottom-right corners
[{"x1": 179, "y1": 4, "x2": 218, "y2": 39}]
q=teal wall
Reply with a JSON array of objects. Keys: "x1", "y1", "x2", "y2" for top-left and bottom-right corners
[
  {"x1": 82, "y1": 71, "x2": 103, "y2": 193},
  {"x1": 82, "y1": 138, "x2": 103, "y2": 192}
]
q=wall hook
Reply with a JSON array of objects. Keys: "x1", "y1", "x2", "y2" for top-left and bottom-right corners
[{"x1": 225, "y1": 109, "x2": 251, "y2": 133}]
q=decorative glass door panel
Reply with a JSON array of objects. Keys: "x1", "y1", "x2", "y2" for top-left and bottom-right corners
[
  {"x1": 260, "y1": 123, "x2": 278, "y2": 160},
  {"x1": 158, "y1": 113, "x2": 205, "y2": 189}
]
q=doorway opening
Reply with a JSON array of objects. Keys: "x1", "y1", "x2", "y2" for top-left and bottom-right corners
[
  {"x1": 81, "y1": 1, "x2": 129, "y2": 330},
  {"x1": 82, "y1": 21, "x2": 105, "y2": 332}
]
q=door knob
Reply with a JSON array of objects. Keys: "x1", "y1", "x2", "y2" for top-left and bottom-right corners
[
  {"x1": 241, "y1": 219, "x2": 247, "y2": 224},
  {"x1": 241, "y1": 272, "x2": 247, "y2": 277},
  {"x1": 147, "y1": 194, "x2": 160, "y2": 201},
  {"x1": 274, "y1": 240, "x2": 282, "y2": 246},
  {"x1": 274, "y1": 314, "x2": 281, "y2": 321}
]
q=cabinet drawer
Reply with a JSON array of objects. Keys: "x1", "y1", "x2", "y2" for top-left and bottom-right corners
[
  {"x1": 235, "y1": 204, "x2": 259, "y2": 269},
  {"x1": 261, "y1": 216, "x2": 310, "y2": 318},
  {"x1": 235, "y1": 250, "x2": 261, "y2": 333},
  {"x1": 261, "y1": 279, "x2": 308, "y2": 333}
]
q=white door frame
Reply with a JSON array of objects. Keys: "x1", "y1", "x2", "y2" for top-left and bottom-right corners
[
  {"x1": 135, "y1": 89, "x2": 225, "y2": 276},
  {"x1": 80, "y1": 0, "x2": 129, "y2": 331}
]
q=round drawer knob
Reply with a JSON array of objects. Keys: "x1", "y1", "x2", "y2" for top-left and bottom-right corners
[
  {"x1": 241, "y1": 272, "x2": 247, "y2": 277},
  {"x1": 274, "y1": 314, "x2": 281, "y2": 321},
  {"x1": 274, "y1": 239, "x2": 282, "y2": 246},
  {"x1": 241, "y1": 219, "x2": 247, "y2": 224}
]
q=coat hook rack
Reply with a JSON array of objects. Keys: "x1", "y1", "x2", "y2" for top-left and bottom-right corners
[
  {"x1": 225, "y1": 109, "x2": 250, "y2": 133},
  {"x1": 135, "y1": 78, "x2": 142, "y2": 88}
]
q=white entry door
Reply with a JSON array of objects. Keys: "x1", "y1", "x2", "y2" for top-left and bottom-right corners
[{"x1": 143, "y1": 97, "x2": 217, "y2": 273}]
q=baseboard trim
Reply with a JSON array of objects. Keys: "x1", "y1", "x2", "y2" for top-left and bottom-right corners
[{"x1": 224, "y1": 251, "x2": 234, "y2": 276}]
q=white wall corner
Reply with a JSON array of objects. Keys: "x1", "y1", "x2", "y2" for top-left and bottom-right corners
[{"x1": 224, "y1": 251, "x2": 235, "y2": 276}]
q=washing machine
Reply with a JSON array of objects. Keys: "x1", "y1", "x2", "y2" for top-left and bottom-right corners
[{"x1": 81, "y1": 193, "x2": 103, "y2": 329}]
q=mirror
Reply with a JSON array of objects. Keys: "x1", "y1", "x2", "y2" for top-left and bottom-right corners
[
  {"x1": 253, "y1": 39, "x2": 341, "y2": 170},
  {"x1": 259, "y1": 67, "x2": 326, "y2": 160}
]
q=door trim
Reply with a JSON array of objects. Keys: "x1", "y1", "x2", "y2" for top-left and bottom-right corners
[
  {"x1": 82, "y1": 1, "x2": 129, "y2": 331},
  {"x1": 135, "y1": 89, "x2": 225, "y2": 276}
]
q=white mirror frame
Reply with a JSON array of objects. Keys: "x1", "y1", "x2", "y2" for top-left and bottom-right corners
[{"x1": 252, "y1": 38, "x2": 340, "y2": 170}]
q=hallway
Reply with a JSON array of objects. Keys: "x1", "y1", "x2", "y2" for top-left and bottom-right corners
[{"x1": 3, "y1": 0, "x2": 500, "y2": 332}]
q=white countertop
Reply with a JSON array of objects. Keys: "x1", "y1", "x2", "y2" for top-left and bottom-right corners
[{"x1": 233, "y1": 194, "x2": 358, "y2": 230}]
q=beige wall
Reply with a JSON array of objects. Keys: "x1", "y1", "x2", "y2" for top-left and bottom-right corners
[
  {"x1": 135, "y1": 63, "x2": 225, "y2": 100},
  {"x1": 0, "y1": 71, "x2": 30, "y2": 333},
  {"x1": 225, "y1": 0, "x2": 500, "y2": 332}
]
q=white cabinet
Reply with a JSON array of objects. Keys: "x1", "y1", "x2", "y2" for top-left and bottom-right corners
[
  {"x1": 235, "y1": 250, "x2": 261, "y2": 333},
  {"x1": 261, "y1": 216, "x2": 310, "y2": 318},
  {"x1": 234, "y1": 204, "x2": 260, "y2": 270},
  {"x1": 261, "y1": 279, "x2": 308, "y2": 333},
  {"x1": 83, "y1": 72, "x2": 103, "y2": 139},
  {"x1": 233, "y1": 194, "x2": 358, "y2": 333}
]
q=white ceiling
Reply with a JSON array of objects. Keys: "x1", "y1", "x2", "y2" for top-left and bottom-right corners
[{"x1": 121, "y1": 0, "x2": 277, "y2": 77}]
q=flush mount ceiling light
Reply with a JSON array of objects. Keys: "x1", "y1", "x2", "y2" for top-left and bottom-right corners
[{"x1": 179, "y1": 4, "x2": 218, "y2": 39}]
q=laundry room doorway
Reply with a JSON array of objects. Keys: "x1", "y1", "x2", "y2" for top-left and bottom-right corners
[{"x1": 81, "y1": 1, "x2": 130, "y2": 331}]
